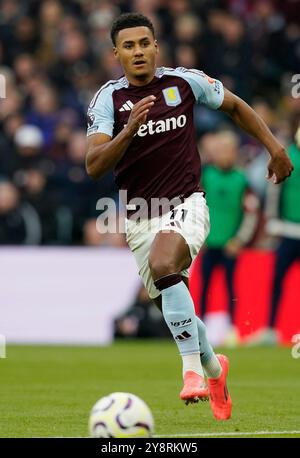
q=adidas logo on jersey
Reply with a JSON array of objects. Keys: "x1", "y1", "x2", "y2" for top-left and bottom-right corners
[
  {"x1": 136, "y1": 114, "x2": 187, "y2": 137},
  {"x1": 119, "y1": 100, "x2": 134, "y2": 111}
]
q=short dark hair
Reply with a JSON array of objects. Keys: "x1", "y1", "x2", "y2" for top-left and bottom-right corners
[{"x1": 110, "y1": 13, "x2": 155, "y2": 46}]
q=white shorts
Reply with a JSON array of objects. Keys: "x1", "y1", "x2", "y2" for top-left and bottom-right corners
[{"x1": 125, "y1": 192, "x2": 210, "y2": 299}]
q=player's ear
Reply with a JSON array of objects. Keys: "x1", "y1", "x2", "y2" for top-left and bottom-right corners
[
  {"x1": 154, "y1": 40, "x2": 159, "y2": 55},
  {"x1": 113, "y1": 47, "x2": 119, "y2": 60}
]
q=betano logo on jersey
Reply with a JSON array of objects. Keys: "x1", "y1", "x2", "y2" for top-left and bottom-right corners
[
  {"x1": 162, "y1": 86, "x2": 182, "y2": 107},
  {"x1": 133, "y1": 114, "x2": 187, "y2": 137}
]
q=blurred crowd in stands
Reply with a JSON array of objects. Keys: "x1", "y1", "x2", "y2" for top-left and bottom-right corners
[{"x1": 0, "y1": 0, "x2": 299, "y2": 246}]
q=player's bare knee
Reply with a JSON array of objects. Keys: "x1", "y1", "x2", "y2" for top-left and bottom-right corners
[{"x1": 148, "y1": 257, "x2": 179, "y2": 281}]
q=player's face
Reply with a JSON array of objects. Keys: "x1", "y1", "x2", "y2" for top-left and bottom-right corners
[
  {"x1": 215, "y1": 143, "x2": 237, "y2": 170},
  {"x1": 113, "y1": 27, "x2": 158, "y2": 84}
]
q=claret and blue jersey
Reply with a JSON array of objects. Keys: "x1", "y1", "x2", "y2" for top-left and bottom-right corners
[{"x1": 87, "y1": 67, "x2": 224, "y2": 205}]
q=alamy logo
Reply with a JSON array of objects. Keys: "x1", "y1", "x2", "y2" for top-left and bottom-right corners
[
  {"x1": 0, "y1": 74, "x2": 6, "y2": 99},
  {"x1": 0, "y1": 334, "x2": 6, "y2": 358},
  {"x1": 291, "y1": 74, "x2": 300, "y2": 99},
  {"x1": 291, "y1": 334, "x2": 300, "y2": 359},
  {"x1": 134, "y1": 114, "x2": 187, "y2": 138},
  {"x1": 119, "y1": 100, "x2": 134, "y2": 111}
]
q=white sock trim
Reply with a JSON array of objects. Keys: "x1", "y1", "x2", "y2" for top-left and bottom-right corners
[{"x1": 182, "y1": 352, "x2": 204, "y2": 378}]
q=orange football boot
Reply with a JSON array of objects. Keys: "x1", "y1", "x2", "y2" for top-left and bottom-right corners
[
  {"x1": 208, "y1": 354, "x2": 232, "y2": 420},
  {"x1": 180, "y1": 371, "x2": 209, "y2": 405}
]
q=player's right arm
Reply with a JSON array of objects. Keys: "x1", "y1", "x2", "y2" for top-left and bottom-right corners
[
  {"x1": 177, "y1": 67, "x2": 293, "y2": 184},
  {"x1": 220, "y1": 89, "x2": 293, "y2": 184},
  {"x1": 86, "y1": 95, "x2": 156, "y2": 179}
]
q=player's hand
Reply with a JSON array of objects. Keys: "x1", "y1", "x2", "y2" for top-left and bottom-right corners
[
  {"x1": 224, "y1": 238, "x2": 243, "y2": 257},
  {"x1": 125, "y1": 95, "x2": 156, "y2": 136},
  {"x1": 266, "y1": 148, "x2": 294, "y2": 184}
]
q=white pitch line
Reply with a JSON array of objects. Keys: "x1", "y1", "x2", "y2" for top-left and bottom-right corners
[{"x1": 154, "y1": 430, "x2": 300, "y2": 438}]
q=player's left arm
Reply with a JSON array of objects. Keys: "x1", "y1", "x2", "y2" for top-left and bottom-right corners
[{"x1": 219, "y1": 88, "x2": 294, "y2": 184}]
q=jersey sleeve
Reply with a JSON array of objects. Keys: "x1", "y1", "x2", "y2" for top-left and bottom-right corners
[
  {"x1": 87, "y1": 86, "x2": 114, "y2": 137},
  {"x1": 176, "y1": 67, "x2": 224, "y2": 109}
]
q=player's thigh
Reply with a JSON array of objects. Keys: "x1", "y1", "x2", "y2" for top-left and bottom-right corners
[
  {"x1": 125, "y1": 218, "x2": 161, "y2": 300},
  {"x1": 148, "y1": 230, "x2": 192, "y2": 280},
  {"x1": 149, "y1": 192, "x2": 210, "y2": 280},
  {"x1": 168, "y1": 191, "x2": 210, "y2": 262}
]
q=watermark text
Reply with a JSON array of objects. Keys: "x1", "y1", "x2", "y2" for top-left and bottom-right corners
[
  {"x1": 0, "y1": 74, "x2": 6, "y2": 99},
  {"x1": 291, "y1": 334, "x2": 300, "y2": 359},
  {"x1": 291, "y1": 74, "x2": 300, "y2": 99},
  {"x1": 0, "y1": 334, "x2": 6, "y2": 358}
]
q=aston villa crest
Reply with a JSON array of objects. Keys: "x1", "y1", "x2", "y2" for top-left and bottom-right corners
[{"x1": 162, "y1": 86, "x2": 182, "y2": 107}]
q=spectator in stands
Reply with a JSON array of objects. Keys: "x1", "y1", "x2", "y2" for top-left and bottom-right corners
[
  {"x1": 0, "y1": 112, "x2": 24, "y2": 177},
  {"x1": 114, "y1": 284, "x2": 170, "y2": 339},
  {"x1": 13, "y1": 124, "x2": 57, "y2": 243},
  {"x1": 0, "y1": 66, "x2": 23, "y2": 122},
  {"x1": 203, "y1": 11, "x2": 252, "y2": 101},
  {"x1": 83, "y1": 213, "x2": 126, "y2": 248},
  {"x1": 49, "y1": 129, "x2": 117, "y2": 244},
  {"x1": 24, "y1": 83, "x2": 63, "y2": 148},
  {"x1": 46, "y1": 116, "x2": 77, "y2": 162},
  {"x1": 0, "y1": 0, "x2": 299, "y2": 248},
  {"x1": 0, "y1": 180, "x2": 41, "y2": 244},
  {"x1": 200, "y1": 130, "x2": 260, "y2": 346}
]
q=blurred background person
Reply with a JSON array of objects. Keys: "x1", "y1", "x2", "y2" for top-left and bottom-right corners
[
  {"x1": 0, "y1": 179, "x2": 41, "y2": 245},
  {"x1": 245, "y1": 116, "x2": 300, "y2": 346},
  {"x1": 84, "y1": 211, "x2": 126, "y2": 248},
  {"x1": 12, "y1": 124, "x2": 57, "y2": 244},
  {"x1": 200, "y1": 130, "x2": 260, "y2": 346},
  {"x1": 114, "y1": 284, "x2": 170, "y2": 339}
]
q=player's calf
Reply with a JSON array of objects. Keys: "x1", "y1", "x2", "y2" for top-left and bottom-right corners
[{"x1": 154, "y1": 273, "x2": 206, "y2": 402}]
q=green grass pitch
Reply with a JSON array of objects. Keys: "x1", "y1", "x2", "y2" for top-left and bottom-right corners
[{"x1": 1, "y1": 341, "x2": 300, "y2": 438}]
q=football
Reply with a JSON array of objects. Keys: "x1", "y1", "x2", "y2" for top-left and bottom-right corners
[{"x1": 88, "y1": 392, "x2": 155, "y2": 438}]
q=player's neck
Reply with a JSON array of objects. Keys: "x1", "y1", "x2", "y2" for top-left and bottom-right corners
[{"x1": 126, "y1": 71, "x2": 156, "y2": 87}]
